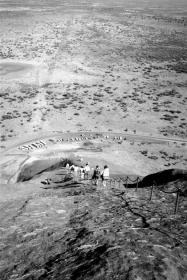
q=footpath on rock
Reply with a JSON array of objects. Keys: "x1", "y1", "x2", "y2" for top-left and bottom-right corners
[
  {"x1": 0, "y1": 164, "x2": 187, "y2": 280},
  {"x1": 0, "y1": 132, "x2": 186, "y2": 280}
]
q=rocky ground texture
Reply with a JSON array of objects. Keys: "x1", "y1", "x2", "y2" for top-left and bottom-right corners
[{"x1": 0, "y1": 170, "x2": 186, "y2": 280}]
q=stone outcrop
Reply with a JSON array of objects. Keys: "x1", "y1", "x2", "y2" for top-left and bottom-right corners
[
  {"x1": 0, "y1": 173, "x2": 186, "y2": 280},
  {"x1": 17, "y1": 158, "x2": 75, "y2": 182},
  {"x1": 126, "y1": 168, "x2": 187, "y2": 190}
]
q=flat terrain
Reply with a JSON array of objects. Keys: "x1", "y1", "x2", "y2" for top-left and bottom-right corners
[{"x1": 0, "y1": 0, "x2": 187, "y2": 177}]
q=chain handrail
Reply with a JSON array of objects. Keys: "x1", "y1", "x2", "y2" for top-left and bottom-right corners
[{"x1": 63, "y1": 169, "x2": 184, "y2": 215}]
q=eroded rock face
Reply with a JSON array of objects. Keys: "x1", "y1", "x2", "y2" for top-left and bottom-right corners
[
  {"x1": 0, "y1": 178, "x2": 186, "y2": 280},
  {"x1": 126, "y1": 169, "x2": 187, "y2": 190},
  {"x1": 16, "y1": 159, "x2": 75, "y2": 182},
  {"x1": 141, "y1": 169, "x2": 187, "y2": 186}
]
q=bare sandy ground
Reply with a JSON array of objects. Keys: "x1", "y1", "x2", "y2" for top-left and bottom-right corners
[
  {"x1": 0, "y1": 0, "x2": 187, "y2": 182},
  {"x1": 0, "y1": 4, "x2": 187, "y2": 280},
  {"x1": 0, "y1": 132, "x2": 186, "y2": 186}
]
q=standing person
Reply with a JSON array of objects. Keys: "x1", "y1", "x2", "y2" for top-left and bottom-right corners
[
  {"x1": 66, "y1": 163, "x2": 70, "y2": 173},
  {"x1": 70, "y1": 164, "x2": 75, "y2": 173},
  {"x1": 79, "y1": 166, "x2": 85, "y2": 180},
  {"x1": 92, "y1": 165, "x2": 100, "y2": 186},
  {"x1": 74, "y1": 165, "x2": 79, "y2": 179},
  {"x1": 66, "y1": 163, "x2": 70, "y2": 169},
  {"x1": 101, "y1": 165, "x2": 109, "y2": 187},
  {"x1": 84, "y1": 163, "x2": 90, "y2": 180}
]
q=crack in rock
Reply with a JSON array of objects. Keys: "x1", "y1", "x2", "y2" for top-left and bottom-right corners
[{"x1": 12, "y1": 196, "x2": 32, "y2": 221}]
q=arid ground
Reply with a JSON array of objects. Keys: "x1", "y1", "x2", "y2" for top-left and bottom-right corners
[
  {"x1": 0, "y1": 0, "x2": 187, "y2": 174},
  {"x1": 0, "y1": 1, "x2": 187, "y2": 280}
]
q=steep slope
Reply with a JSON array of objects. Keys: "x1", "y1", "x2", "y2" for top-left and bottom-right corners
[{"x1": 0, "y1": 175, "x2": 186, "y2": 280}]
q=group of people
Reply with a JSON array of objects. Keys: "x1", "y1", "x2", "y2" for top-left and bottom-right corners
[
  {"x1": 92, "y1": 165, "x2": 110, "y2": 186},
  {"x1": 66, "y1": 162, "x2": 110, "y2": 186}
]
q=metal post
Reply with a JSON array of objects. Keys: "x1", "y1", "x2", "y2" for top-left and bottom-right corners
[
  {"x1": 125, "y1": 177, "x2": 128, "y2": 188},
  {"x1": 174, "y1": 191, "x2": 180, "y2": 215},
  {"x1": 149, "y1": 184, "x2": 154, "y2": 201},
  {"x1": 123, "y1": 179, "x2": 126, "y2": 189},
  {"x1": 136, "y1": 177, "x2": 139, "y2": 192}
]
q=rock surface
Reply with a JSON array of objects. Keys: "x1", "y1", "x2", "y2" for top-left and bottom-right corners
[
  {"x1": 126, "y1": 168, "x2": 187, "y2": 191},
  {"x1": 0, "y1": 172, "x2": 186, "y2": 280}
]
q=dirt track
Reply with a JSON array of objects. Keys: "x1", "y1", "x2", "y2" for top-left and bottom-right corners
[{"x1": 2, "y1": 131, "x2": 186, "y2": 155}]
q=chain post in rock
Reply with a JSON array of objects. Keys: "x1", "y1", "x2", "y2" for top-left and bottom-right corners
[
  {"x1": 149, "y1": 184, "x2": 154, "y2": 201},
  {"x1": 126, "y1": 177, "x2": 129, "y2": 188},
  {"x1": 136, "y1": 177, "x2": 139, "y2": 192},
  {"x1": 121, "y1": 179, "x2": 123, "y2": 188},
  {"x1": 123, "y1": 179, "x2": 126, "y2": 189},
  {"x1": 123, "y1": 178, "x2": 126, "y2": 189},
  {"x1": 174, "y1": 191, "x2": 180, "y2": 215}
]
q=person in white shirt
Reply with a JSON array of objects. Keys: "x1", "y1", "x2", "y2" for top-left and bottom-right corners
[
  {"x1": 101, "y1": 165, "x2": 109, "y2": 187},
  {"x1": 84, "y1": 163, "x2": 90, "y2": 180},
  {"x1": 74, "y1": 165, "x2": 79, "y2": 178},
  {"x1": 66, "y1": 163, "x2": 70, "y2": 173}
]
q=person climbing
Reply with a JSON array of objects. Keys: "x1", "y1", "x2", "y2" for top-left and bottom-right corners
[
  {"x1": 84, "y1": 163, "x2": 90, "y2": 180},
  {"x1": 41, "y1": 178, "x2": 51, "y2": 185},
  {"x1": 101, "y1": 165, "x2": 109, "y2": 187},
  {"x1": 92, "y1": 165, "x2": 100, "y2": 186},
  {"x1": 66, "y1": 163, "x2": 70, "y2": 173},
  {"x1": 70, "y1": 164, "x2": 75, "y2": 173},
  {"x1": 79, "y1": 166, "x2": 85, "y2": 180},
  {"x1": 73, "y1": 165, "x2": 79, "y2": 179}
]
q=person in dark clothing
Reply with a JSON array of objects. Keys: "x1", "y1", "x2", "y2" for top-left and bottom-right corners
[{"x1": 92, "y1": 165, "x2": 100, "y2": 186}]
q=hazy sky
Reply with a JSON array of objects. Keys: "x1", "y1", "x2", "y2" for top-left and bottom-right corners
[
  {"x1": 0, "y1": 0, "x2": 186, "y2": 17},
  {"x1": 0, "y1": 0, "x2": 186, "y2": 8}
]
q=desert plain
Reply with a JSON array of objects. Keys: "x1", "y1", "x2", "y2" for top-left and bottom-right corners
[
  {"x1": 0, "y1": 0, "x2": 187, "y2": 174},
  {"x1": 0, "y1": 1, "x2": 187, "y2": 280}
]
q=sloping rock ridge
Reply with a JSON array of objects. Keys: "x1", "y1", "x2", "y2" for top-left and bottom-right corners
[{"x1": 0, "y1": 170, "x2": 187, "y2": 280}]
